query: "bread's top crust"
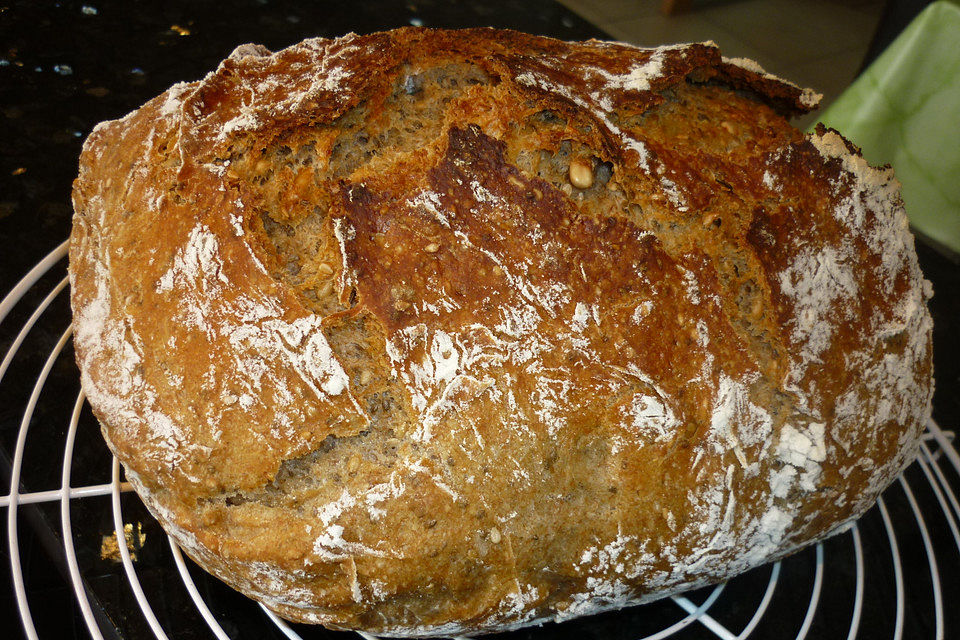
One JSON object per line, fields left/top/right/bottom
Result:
{"left": 69, "top": 28, "right": 932, "bottom": 635}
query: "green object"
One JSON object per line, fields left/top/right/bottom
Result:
{"left": 814, "top": 1, "right": 960, "bottom": 254}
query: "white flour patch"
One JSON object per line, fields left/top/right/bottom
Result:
{"left": 778, "top": 245, "right": 858, "bottom": 360}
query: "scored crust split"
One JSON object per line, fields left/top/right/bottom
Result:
{"left": 69, "top": 28, "right": 933, "bottom": 636}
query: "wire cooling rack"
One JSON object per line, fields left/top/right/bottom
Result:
{"left": 3, "top": 242, "right": 959, "bottom": 640}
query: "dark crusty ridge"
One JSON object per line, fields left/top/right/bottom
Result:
{"left": 69, "top": 28, "right": 932, "bottom": 636}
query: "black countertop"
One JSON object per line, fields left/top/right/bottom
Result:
{"left": 1, "top": 2, "right": 958, "bottom": 639}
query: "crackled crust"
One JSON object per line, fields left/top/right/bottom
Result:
{"left": 70, "top": 28, "right": 933, "bottom": 636}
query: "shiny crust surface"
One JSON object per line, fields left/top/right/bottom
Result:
{"left": 70, "top": 28, "right": 932, "bottom": 635}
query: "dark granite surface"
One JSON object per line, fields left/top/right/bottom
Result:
{"left": 1, "top": 1, "right": 957, "bottom": 639}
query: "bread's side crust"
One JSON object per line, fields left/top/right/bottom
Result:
{"left": 70, "top": 28, "right": 933, "bottom": 635}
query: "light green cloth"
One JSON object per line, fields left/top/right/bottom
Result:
{"left": 814, "top": 1, "right": 960, "bottom": 254}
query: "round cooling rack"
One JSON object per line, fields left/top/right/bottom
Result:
{"left": 2, "top": 242, "right": 959, "bottom": 640}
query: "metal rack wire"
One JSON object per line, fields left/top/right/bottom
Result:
{"left": 3, "top": 242, "right": 959, "bottom": 640}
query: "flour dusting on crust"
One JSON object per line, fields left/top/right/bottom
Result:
{"left": 69, "top": 28, "right": 932, "bottom": 637}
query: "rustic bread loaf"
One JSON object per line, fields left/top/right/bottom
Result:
{"left": 69, "top": 27, "right": 933, "bottom": 636}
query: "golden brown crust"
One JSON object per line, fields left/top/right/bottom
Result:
{"left": 70, "top": 28, "right": 932, "bottom": 636}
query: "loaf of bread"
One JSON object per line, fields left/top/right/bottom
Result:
{"left": 69, "top": 28, "right": 933, "bottom": 636}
